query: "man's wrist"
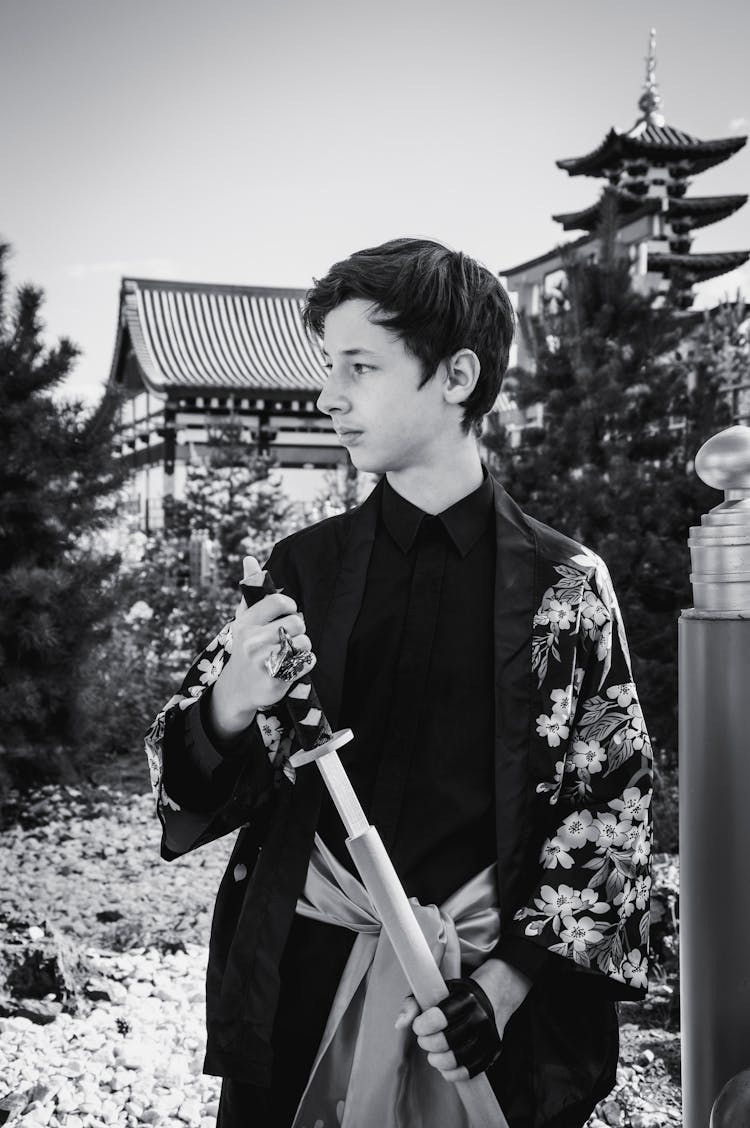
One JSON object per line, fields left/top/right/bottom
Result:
{"left": 207, "top": 684, "right": 257, "bottom": 745}
{"left": 470, "top": 958, "right": 533, "bottom": 1034}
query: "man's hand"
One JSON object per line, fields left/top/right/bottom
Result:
{"left": 209, "top": 569, "right": 315, "bottom": 742}
{"left": 394, "top": 958, "right": 532, "bottom": 1083}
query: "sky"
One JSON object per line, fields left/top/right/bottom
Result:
{"left": 2, "top": 0, "right": 749, "bottom": 405}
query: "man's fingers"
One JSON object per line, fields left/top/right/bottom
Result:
{"left": 416, "top": 1031, "right": 450, "bottom": 1053}
{"left": 412, "top": 1006, "right": 448, "bottom": 1036}
{"left": 238, "top": 592, "right": 299, "bottom": 625}
{"left": 427, "top": 1049, "right": 459, "bottom": 1072}
{"left": 394, "top": 996, "right": 421, "bottom": 1030}
{"left": 238, "top": 615, "right": 307, "bottom": 655}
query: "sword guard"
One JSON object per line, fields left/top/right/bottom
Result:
{"left": 288, "top": 728, "right": 354, "bottom": 768}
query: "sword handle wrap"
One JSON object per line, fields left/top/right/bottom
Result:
{"left": 240, "top": 572, "right": 333, "bottom": 754}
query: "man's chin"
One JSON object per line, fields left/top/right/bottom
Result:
{"left": 346, "top": 447, "right": 383, "bottom": 475}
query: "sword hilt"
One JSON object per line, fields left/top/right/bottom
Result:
{"left": 239, "top": 562, "right": 333, "bottom": 754}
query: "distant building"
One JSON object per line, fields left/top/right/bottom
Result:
{"left": 108, "top": 278, "right": 345, "bottom": 531}
{"left": 500, "top": 30, "right": 748, "bottom": 371}
{"left": 107, "top": 276, "right": 515, "bottom": 531}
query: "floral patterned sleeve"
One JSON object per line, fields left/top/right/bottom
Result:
{"left": 509, "top": 549, "right": 653, "bottom": 997}
{"left": 144, "top": 557, "right": 301, "bottom": 858}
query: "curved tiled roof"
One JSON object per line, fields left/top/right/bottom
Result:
{"left": 668, "top": 194, "right": 748, "bottom": 231}
{"left": 648, "top": 250, "right": 750, "bottom": 284}
{"left": 552, "top": 191, "right": 748, "bottom": 234}
{"left": 110, "top": 278, "right": 326, "bottom": 395}
{"left": 557, "top": 124, "right": 746, "bottom": 178}
{"left": 552, "top": 192, "right": 660, "bottom": 232}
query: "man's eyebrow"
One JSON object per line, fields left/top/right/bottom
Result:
{"left": 319, "top": 347, "right": 380, "bottom": 359}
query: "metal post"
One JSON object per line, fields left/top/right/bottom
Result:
{"left": 679, "top": 425, "right": 750, "bottom": 1128}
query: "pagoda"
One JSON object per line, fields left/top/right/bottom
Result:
{"left": 501, "top": 30, "right": 748, "bottom": 349}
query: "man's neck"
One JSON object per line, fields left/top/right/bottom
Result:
{"left": 386, "top": 443, "right": 485, "bottom": 515}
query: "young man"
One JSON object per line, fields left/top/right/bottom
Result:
{"left": 146, "top": 238, "right": 652, "bottom": 1128}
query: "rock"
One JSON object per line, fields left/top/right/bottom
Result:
{"left": 638, "top": 1048, "right": 656, "bottom": 1065}
{"left": 599, "top": 1100, "right": 624, "bottom": 1127}
{"left": 178, "top": 1098, "right": 201, "bottom": 1123}
{"left": 1, "top": 998, "right": 62, "bottom": 1024}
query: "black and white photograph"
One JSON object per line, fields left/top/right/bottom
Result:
{"left": 1, "top": 1, "right": 749, "bottom": 1126}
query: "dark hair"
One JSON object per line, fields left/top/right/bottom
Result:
{"left": 303, "top": 237, "right": 515, "bottom": 437}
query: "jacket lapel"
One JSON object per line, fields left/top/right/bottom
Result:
{"left": 308, "top": 477, "right": 383, "bottom": 729}
{"left": 490, "top": 474, "right": 538, "bottom": 920}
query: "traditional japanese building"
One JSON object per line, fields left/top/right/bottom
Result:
{"left": 501, "top": 31, "right": 748, "bottom": 368}
{"left": 107, "top": 275, "right": 516, "bottom": 531}
{"left": 107, "top": 278, "right": 343, "bottom": 531}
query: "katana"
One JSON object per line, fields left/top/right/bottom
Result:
{"left": 240, "top": 561, "right": 508, "bottom": 1128}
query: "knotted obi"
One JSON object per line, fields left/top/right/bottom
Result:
{"left": 291, "top": 834, "right": 501, "bottom": 1128}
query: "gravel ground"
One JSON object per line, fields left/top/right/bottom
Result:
{"left": 0, "top": 782, "right": 682, "bottom": 1127}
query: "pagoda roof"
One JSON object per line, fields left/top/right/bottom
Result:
{"left": 669, "top": 194, "right": 748, "bottom": 230}
{"left": 553, "top": 191, "right": 660, "bottom": 232}
{"left": 553, "top": 191, "right": 748, "bottom": 233}
{"left": 108, "top": 278, "right": 326, "bottom": 397}
{"left": 647, "top": 250, "right": 750, "bottom": 284}
{"left": 557, "top": 123, "right": 746, "bottom": 178}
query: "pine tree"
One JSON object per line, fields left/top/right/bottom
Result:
{"left": 0, "top": 242, "right": 126, "bottom": 784}
{"left": 169, "top": 414, "right": 294, "bottom": 588}
{"left": 483, "top": 219, "right": 735, "bottom": 850}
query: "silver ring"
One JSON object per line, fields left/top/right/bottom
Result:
{"left": 264, "top": 626, "right": 313, "bottom": 682}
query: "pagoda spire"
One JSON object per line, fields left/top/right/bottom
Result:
{"left": 637, "top": 28, "right": 665, "bottom": 127}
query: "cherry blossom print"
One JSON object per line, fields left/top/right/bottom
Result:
{"left": 634, "top": 874, "right": 651, "bottom": 910}
{"left": 610, "top": 787, "right": 652, "bottom": 823}
{"left": 621, "top": 948, "right": 649, "bottom": 990}
{"left": 541, "top": 837, "right": 575, "bottom": 870}
{"left": 580, "top": 589, "right": 609, "bottom": 637}
{"left": 536, "top": 712, "right": 570, "bottom": 748}
{"left": 614, "top": 882, "right": 638, "bottom": 919}
{"left": 631, "top": 824, "right": 652, "bottom": 866}
{"left": 591, "top": 811, "right": 632, "bottom": 852}
{"left": 571, "top": 738, "right": 606, "bottom": 774}
{"left": 559, "top": 915, "right": 604, "bottom": 955}
{"left": 558, "top": 810, "right": 599, "bottom": 850}
{"left": 606, "top": 683, "right": 635, "bottom": 708}
{"left": 532, "top": 885, "right": 583, "bottom": 933}
{"left": 548, "top": 599, "right": 576, "bottom": 630}
{"left": 256, "top": 713, "right": 284, "bottom": 756}
{"left": 197, "top": 653, "right": 226, "bottom": 686}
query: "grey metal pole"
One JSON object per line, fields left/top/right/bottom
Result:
{"left": 679, "top": 425, "right": 750, "bottom": 1128}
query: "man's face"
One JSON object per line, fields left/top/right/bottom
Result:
{"left": 317, "top": 298, "right": 453, "bottom": 476}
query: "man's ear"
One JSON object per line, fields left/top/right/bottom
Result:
{"left": 443, "top": 349, "right": 481, "bottom": 405}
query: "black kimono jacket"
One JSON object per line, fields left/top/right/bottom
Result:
{"left": 146, "top": 473, "right": 653, "bottom": 1126}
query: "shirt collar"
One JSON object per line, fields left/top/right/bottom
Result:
{"left": 381, "top": 465, "right": 494, "bottom": 557}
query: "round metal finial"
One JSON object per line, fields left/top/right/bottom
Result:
{"left": 695, "top": 426, "right": 750, "bottom": 493}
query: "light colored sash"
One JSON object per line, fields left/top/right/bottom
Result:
{"left": 291, "top": 834, "right": 501, "bottom": 1128}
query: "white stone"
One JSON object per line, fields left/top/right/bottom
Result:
{"left": 178, "top": 1098, "right": 201, "bottom": 1123}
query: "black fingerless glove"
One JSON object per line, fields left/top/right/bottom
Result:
{"left": 438, "top": 976, "right": 503, "bottom": 1078}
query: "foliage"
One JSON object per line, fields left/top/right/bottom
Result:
{"left": 303, "top": 456, "right": 378, "bottom": 524}
{"left": 483, "top": 213, "right": 739, "bottom": 851}
{"left": 0, "top": 242, "right": 126, "bottom": 786}
{"left": 76, "top": 426, "right": 308, "bottom": 762}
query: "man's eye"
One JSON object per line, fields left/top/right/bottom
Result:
{"left": 352, "top": 363, "right": 373, "bottom": 375}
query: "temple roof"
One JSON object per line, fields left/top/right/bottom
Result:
{"left": 553, "top": 191, "right": 748, "bottom": 233}
{"left": 552, "top": 192, "right": 659, "bottom": 232}
{"left": 557, "top": 125, "right": 746, "bottom": 178}
{"left": 668, "top": 194, "right": 749, "bottom": 230}
{"left": 109, "top": 278, "right": 326, "bottom": 396}
{"left": 647, "top": 250, "right": 750, "bottom": 284}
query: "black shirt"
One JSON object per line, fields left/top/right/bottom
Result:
{"left": 316, "top": 467, "right": 497, "bottom": 905}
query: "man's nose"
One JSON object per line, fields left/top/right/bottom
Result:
{"left": 316, "top": 371, "right": 348, "bottom": 416}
